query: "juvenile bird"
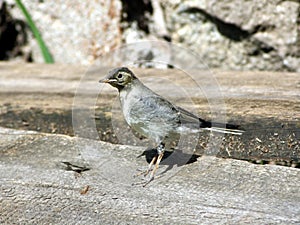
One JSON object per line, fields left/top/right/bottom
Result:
{"left": 99, "top": 67, "right": 243, "bottom": 186}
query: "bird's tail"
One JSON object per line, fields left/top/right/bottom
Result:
{"left": 204, "top": 127, "right": 244, "bottom": 135}
{"left": 200, "top": 119, "right": 244, "bottom": 135}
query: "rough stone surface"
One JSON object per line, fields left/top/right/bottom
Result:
{"left": 3, "top": 0, "right": 300, "bottom": 72}
{"left": 6, "top": 0, "right": 122, "bottom": 64}
{"left": 0, "top": 127, "right": 300, "bottom": 224}
{"left": 162, "top": 0, "right": 300, "bottom": 71}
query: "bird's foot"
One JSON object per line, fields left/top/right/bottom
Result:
{"left": 132, "top": 173, "right": 164, "bottom": 187}
{"left": 131, "top": 174, "right": 155, "bottom": 187}
{"left": 132, "top": 150, "right": 164, "bottom": 187}
{"left": 133, "top": 167, "right": 153, "bottom": 178}
{"left": 133, "top": 154, "right": 157, "bottom": 178}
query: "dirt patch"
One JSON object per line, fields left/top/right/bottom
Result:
{"left": 0, "top": 103, "right": 299, "bottom": 168}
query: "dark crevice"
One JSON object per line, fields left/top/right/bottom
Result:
{"left": 179, "top": 7, "right": 253, "bottom": 42}
{"left": 120, "top": 0, "right": 153, "bottom": 34}
{"left": 0, "top": 2, "right": 30, "bottom": 61}
{"left": 179, "top": 7, "right": 283, "bottom": 62}
{"left": 247, "top": 39, "right": 275, "bottom": 56}
{"left": 179, "top": 7, "right": 276, "bottom": 43}
{"left": 59, "top": 161, "right": 91, "bottom": 173}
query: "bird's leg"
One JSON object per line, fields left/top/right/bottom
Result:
{"left": 142, "top": 143, "right": 165, "bottom": 187}
{"left": 133, "top": 154, "right": 157, "bottom": 177}
{"left": 144, "top": 154, "right": 157, "bottom": 176}
{"left": 132, "top": 143, "right": 165, "bottom": 186}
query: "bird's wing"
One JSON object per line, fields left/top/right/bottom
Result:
{"left": 177, "top": 106, "right": 210, "bottom": 128}
{"left": 128, "top": 95, "right": 180, "bottom": 125}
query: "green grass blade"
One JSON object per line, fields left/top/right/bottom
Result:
{"left": 15, "top": 0, "right": 54, "bottom": 63}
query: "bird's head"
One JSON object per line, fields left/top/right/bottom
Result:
{"left": 99, "top": 67, "right": 137, "bottom": 90}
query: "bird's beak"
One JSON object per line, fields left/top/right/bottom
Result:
{"left": 99, "top": 77, "right": 118, "bottom": 83}
{"left": 99, "top": 78, "right": 110, "bottom": 83}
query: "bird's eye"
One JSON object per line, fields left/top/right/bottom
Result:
{"left": 117, "top": 73, "right": 123, "bottom": 79}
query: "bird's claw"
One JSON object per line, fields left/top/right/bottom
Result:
{"left": 131, "top": 175, "right": 154, "bottom": 187}
{"left": 132, "top": 152, "right": 164, "bottom": 186}
{"left": 133, "top": 167, "right": 153, "bottom": 178}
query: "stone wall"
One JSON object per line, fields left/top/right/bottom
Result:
{"left": 161, "top": 0, "right": 300, "bottom": 71}
{"left": 2, "top": 0, "right": 300, "bottom": 71}
{"left": 4, "top": 0, "right": 122, "bottom": 64}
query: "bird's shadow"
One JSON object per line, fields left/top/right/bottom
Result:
{"left": 137, "top": 148, "right": 200, "bottom": 176}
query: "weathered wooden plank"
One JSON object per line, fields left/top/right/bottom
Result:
{"left": 0, "top": 128, "right": 299, "bottom": 224}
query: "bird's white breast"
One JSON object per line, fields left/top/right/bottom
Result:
{"left": 119, "top": 82, "right": 142, "bottom": 126}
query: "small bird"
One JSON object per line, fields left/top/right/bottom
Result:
{"left": 99, "top": 67, "right": 243, "bottom": 186}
